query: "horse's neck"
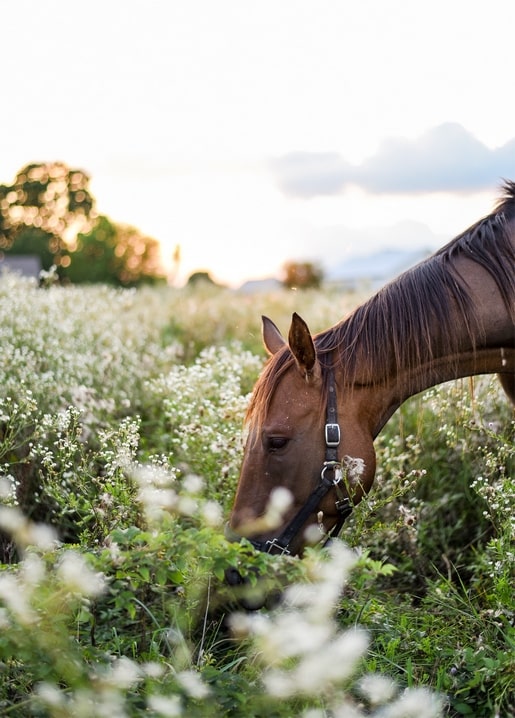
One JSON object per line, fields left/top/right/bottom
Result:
{"left": 369, "top": 345, "right": 514, "bottom": 437}
{"left": 362, "top": 255, "right": 514, "bottom": 437}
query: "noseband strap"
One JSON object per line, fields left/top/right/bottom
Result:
{"left": 249, "top": 366, "right": 352, "bottom": 555}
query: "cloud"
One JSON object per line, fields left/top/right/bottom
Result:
{"left": 271, "top": 123, "right": 515, "bottom": 197}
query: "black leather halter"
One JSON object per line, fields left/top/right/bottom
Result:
{"left": 248, "top": 367, "right": 353, "bottom": 555}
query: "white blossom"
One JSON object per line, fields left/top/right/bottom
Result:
{"left": 147, "top": 694, "right": 183, "bottom": 717}
{"left": 57, "top": 551, "right": 106, "bottom": 597}
{"left": 358, "top": 674, "right": 397, "bottom": 705}
{"left": 176, "top": 670, "right": 210, "bottom": 699}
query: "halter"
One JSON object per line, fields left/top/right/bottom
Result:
{"left": 247, "top": 367, "right": 353, "bottom": 555}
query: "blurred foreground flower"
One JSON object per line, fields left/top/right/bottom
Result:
{"left": 57, "top": 550, "right": 106, "bottom": 597}
{"left": 0, "top": 506, "right": 58, "bottom": 552}
{"left": 229, "top": 540, "right": 445, "bottom": 716}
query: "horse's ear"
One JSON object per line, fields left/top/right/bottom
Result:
{"left": 262, "top": 316, "right": 286, "bottom": 355}
{"left": 288, "top": 312, "right": 320, "bottom": 381}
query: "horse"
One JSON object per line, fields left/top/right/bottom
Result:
{"left": 226, "top": 180, "right": 515, "bottom": 559}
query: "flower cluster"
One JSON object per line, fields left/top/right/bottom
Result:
{"left": 231, "top": 541, "right": 444, "bottom": 716}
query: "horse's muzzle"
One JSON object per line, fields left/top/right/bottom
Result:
{"left": 223, "top": 522, "right": 280, "bottom": 610}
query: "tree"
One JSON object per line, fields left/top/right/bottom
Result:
{"left": 0, "top": 162, "right": 94, "bottom": 269}
{"left": 282, "top": 260, "right": 323, "bottom": 289}
{"left": 1, "top": 162, "right": 166, "bottom": 285}
{"left": 186, "top": 271, "right": 219, "bottom": 287}
{"left": 1, "top": 225, "right": 58, "bottom": 271}
{"left": 62, "top": 215, "right": 165, "bottom": 286}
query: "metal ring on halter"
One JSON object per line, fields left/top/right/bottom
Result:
{"left": 321, "top": 461, "right": 342, "bottom": 483}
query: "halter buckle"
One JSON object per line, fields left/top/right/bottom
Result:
{"left": 325, "top": 422, "right": 340, "bottom": 447}
{"left": 335, "top": 497, "right": 353, "bottom": 517}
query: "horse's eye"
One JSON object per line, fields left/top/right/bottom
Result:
{"left": 267, "top": 436, "right": 289, "bottom": 452}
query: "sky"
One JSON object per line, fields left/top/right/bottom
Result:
{"left": 3, "top": 0, "right": 515, "bottom": 287}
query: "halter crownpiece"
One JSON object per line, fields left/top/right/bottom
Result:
{"left": 248, "top": 366, "right": 353, "bottom": 555}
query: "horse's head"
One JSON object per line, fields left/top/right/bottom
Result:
{"left": 227, "top": 312, "right": 377, "bottom": 558}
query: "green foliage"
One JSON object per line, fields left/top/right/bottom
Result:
{"left": 338, "top": 380, "right": 514, "bottom": 716}
{"left": 282, "top": 259, "right": 324, "bottom": 289}
{"left": 0, "top": 162, "right": 94, "bottom": 263}
{"left": 0, "top": 163, "right": 165, "bottom": 286}
{"left": 2, "top": 225, "right": 58, "bottom": 271}
{"left": 63, "top": 215, "right": 166, "bottom": 287}
{"left": 0, "top": 273, "right": 513, "bottom": 717}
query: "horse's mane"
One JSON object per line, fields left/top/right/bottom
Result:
{"left": 247, "top": 180, "right": 515, "bottom": 424}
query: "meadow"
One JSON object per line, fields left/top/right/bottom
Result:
{"left": 0, "top": 271, "right": 513, "bottom": 717}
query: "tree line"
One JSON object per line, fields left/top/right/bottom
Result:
{"left": 0, "top": 162, "right": 166, "bottom": 286}
{"left": 0, "top": 161, "right": 323, "bottom": 289}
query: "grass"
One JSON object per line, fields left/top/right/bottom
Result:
{"left": 0, "top": 272, "right": 513, "bottom": 717}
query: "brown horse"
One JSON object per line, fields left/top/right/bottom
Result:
{"left": 227, "top": 181, "right": 515, "bottom": 558}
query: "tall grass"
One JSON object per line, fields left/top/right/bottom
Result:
{"left": 0, "top": 272, "right": 512, "bottom": 717}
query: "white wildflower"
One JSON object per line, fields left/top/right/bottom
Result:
{"left": 27, "top": 522, "right": 59, "bottom": 551}
{"left": 20, "top": 553, "right": 46, "bottom": 588}
{"left": 358, "top": 673, "right": 397, "bottom": 706}
{"left": 378, "top": 687, "right": 445, "bottom": 718}
{"left": 293, "top": 628, "right": 369, "bottom": 693}
{"left": 57, "top": 551, "right": 105, "bottom": 597}
{"left": 228, "top": 611, "right": 257, "bottom": 638}
{"left": 35, "top": 682, "right": 65, "bottom": 708}
{"left": 303, "top": 710, "right": 327, "bottom": 718}
{"left": 232, "top": 610, "right": 271, "bottom": 639}
{"left": 343, "top": 455, "right": 365, "bottom": 481}
{"left": 133, "top": 463, "right": 175, "bottom": 489}
{"left": 182, "top": 474, "right": 204, "bottom": 494}
{"left": 263, "top": 486, "right": 293, "bottom": 528}
{"left": 106, "top": 656, "right": 142, "bottom": 688}
{"left": 138, "top": 486, "right": 178, "bottom": 514}
{"left": 142, "top": 661, "right": 166, "bottom": 679}
{"left": 283, "top": 579, "right": 341, "bottom": 620}
{"left": 311, "top": 540, "right": 358, "bottom": 584}
{"left": 176, "top": 495, "right": 198, "bottom": 516}
{"left": 263, "top": 670, "right": 297, "bottom": 698}
{"left": 0, "top": 506, "right": 58, "bottom": 551}
{"left": 147, "top": 694, "right": 183, "bottom": 717}
{"left": 0, "top": 573, "right": 36, "bottom": 624}
{"left": 0, "top": 476, "right": 15, "bottom": 500}
{"left": 176, "top": 670, "right": 210, "bottom": 699}
{"left": 286, "top": 541, "right": 357, "bottom": 618}
{"left": 201, "top": 500, "right": 223, "bottom": 527}
{"left": 0, "top": 506, "right": 25, "bottom": 535}
{"left": 333, "top": 700, "right": 366, "bottom": 718}
{"left": 56, "top": 409, "right": 72, "bottom": 433}
{"left": 66, "top": 686, "right": 128, "bottom": 718}
{"left": 269, "top": 486, "right": 293, "bottom": 514}
{"left": 304, "top": 519, "right": 323, "bottom": 544}
{"left": 258, "top": 611, "right": 333, "bottom": 661}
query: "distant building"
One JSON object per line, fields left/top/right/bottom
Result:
{"left": 326, "top": 247, "right": 431, "bottom": 291}
{"left": 0, "top": 254, "right": 42, "bottom": 279}
{"left": 237, "top": 277, "right": 283, "bottom": 294}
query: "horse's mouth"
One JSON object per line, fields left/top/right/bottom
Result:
{"left": 224, "top": 566, "right": 280, "bottom": 611}
{"left": 224, "top": 523, "right": 283, "bottom": 610}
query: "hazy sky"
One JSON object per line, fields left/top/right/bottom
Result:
{"left": 3, "top": 0, "right": 515, "bottom": 285}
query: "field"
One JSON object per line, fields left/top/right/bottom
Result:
{"left": 0, "top": 272, "right": 513, "bottom": 717}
